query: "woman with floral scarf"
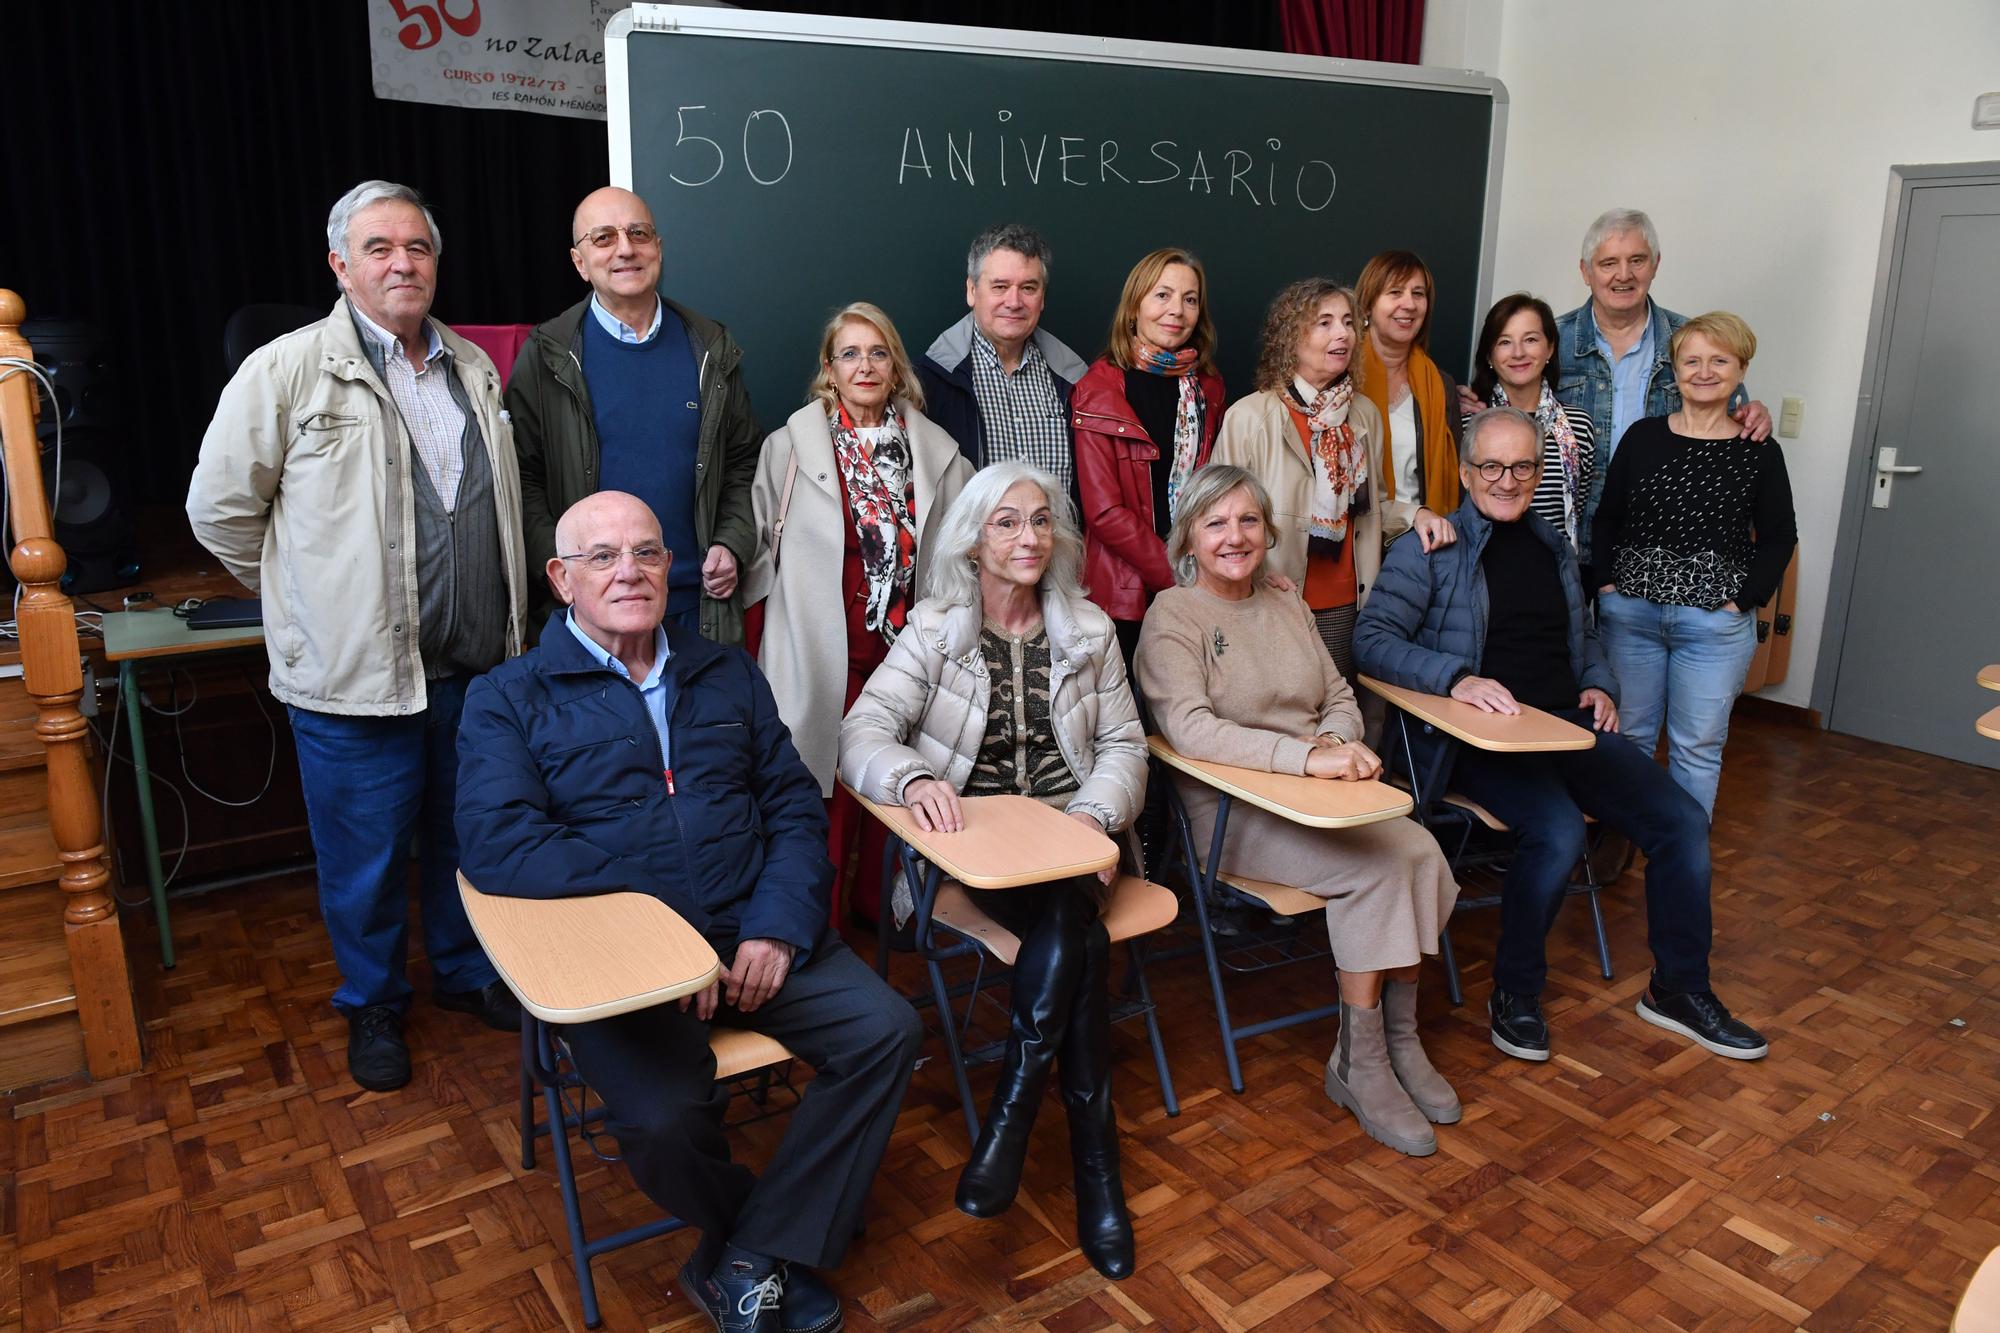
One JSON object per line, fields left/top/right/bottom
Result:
{"left": 1214, "top": 278, "right": 1427, "bottom": 679}
{"left": 1072, "top": 247, "right": 1227, "bottom": 666}
{"left": 744, "top": 301, "right": 971, "bottom": 922}
{"left": 1466, "top": 293, "right": 1597, "bottom": 561}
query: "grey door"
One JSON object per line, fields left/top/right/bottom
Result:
{"left": 1824, "top": 176, "right": 2000, "bottom": 768}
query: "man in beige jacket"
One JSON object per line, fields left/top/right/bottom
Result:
{"left": 186, "top": 180, "right": 527, "bottom": 1093}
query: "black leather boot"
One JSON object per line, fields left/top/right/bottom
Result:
{"left": 955, "top": 893, "right": 1088, "bottom": 1217}
{"left": 1058, "top": 916, "right": 1135, "bottom": 1280}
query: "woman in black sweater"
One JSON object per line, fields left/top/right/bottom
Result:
{"left": 1592, "top": 311, "right": 1796, "bottom": 819}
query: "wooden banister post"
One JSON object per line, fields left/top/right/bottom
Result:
{"left": 0, "top": 289, "right": 143, "bottom": 1078}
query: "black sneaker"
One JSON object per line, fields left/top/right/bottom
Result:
{"left": 1637, "top": 988, "right": 1769, "bottom": 1060}
{"left": 435, "top": 980, "right": 523, "bottom": 1032}
{"left": 347, "top": 1005, "right": 411, "bottom": 1091}
{"left": 679, "top": 1252, "right": 783, "bottom": 1333}
{"left": 1489, "top": 989, "right": 1551, "bottom": 1062}
{"left": 777, "top": 1262, "right": 844, "bottom": 1333}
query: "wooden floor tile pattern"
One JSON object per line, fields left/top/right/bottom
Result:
{"left": 5, "top": 716, "right": 1999, "bottom": 1330}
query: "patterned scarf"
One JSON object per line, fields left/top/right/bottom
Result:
{"left": 1133, "top": 337, "right": 1205, "bottom": 521}
{"left": 1290, "top": 375, "right": 1369, "bottom": 543}
{"left": 1493, "top": 380, "right": 1584, "bottom": 547}
{"left": 828, "top": 401, "right": 916, "bottom": 642}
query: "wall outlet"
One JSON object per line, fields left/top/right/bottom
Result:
{"left": 1778, "top": 396, "right": 1805, "bottom": 438}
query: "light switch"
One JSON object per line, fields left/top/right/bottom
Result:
{"left": 1778, "top": 396, "right": 1804, "bottom": 438}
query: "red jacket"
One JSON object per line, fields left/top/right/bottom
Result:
{"left": 1072, "top": 358, "right": 1226, "bottom": 622}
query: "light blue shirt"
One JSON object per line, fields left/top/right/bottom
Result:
{"left": 1592, "top": 304, "right": 1655, "bottom": 462}
{"left": 588, "top": 292, "right": 663, "bottom": 345}
{"left": 564, "top": 612, "right": 672, "bottom": 766}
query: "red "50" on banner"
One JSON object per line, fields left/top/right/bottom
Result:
{"left": 391, "top": 0, "right": 481, "bottom": 50}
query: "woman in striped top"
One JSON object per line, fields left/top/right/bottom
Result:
{"left": 1466, "top": 294, "right": 1596, "bottom": 558}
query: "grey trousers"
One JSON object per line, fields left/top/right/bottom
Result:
{"left": 559, "top": 931, "right": 923, "bottom": 1269}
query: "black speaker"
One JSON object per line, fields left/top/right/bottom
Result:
{"left": 20, "top": 319, "right": 139, "bottom": 594}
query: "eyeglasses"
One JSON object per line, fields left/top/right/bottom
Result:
{"left": 557, "top": 544, "right": 669, "bottom": 572}
{"left": 1470, "top": 460, "right": 1541, "bottom": 482}
{"left": 573, "top": 223, "right": 660, "bottom": 250}
{"left": 986, "top": 514, "right": 1054, "bottom": 538}
{"left": 831, "top": 347, "right": 892, "bottom": 366}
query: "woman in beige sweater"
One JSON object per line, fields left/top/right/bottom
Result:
{"left": 1134, "top": 464, "right": 1460, "bottom": 1158}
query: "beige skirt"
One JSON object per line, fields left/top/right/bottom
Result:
{"left": 1180, "top": 779, "right": 1457, "bottom": 974}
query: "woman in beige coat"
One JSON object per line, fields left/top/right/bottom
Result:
{"left": 838, "top": 461, "right": 1147, "bottom": 1281}
{"left": 1135, "top": 464, "right": 1460, "bottom": 1160}
{"left": 744, "top": 301, "right": 972, "bottom": 922}
{"left": 1213, "top": 279, "right": 1454, "bottom": 679}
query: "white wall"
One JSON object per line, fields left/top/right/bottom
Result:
{"left": 1427, "top": 0, "right": 2000, "bottom": 708}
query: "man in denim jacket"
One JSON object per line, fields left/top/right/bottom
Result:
{"left": 1550, "top": 208, "right": 1771, "bottom": 570}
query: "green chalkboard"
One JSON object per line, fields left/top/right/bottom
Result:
{"left": 610, "top": 8, "right": 1504, "bottom": 431}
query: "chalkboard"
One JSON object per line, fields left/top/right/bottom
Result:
{"left": 608, "top": 7, "right": 1506, "bottom": 432}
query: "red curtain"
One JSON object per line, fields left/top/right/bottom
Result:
{"left": 1279, "top": 0, "right": 1426, "bottom": 62}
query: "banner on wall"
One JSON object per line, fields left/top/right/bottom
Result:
{"left": 366, "top": 0, "right": 623, "bottom": 121}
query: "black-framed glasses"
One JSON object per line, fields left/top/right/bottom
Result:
{"left": 557, "top": 544, "right": 669, "bottom": 572}
{"left": 573, "top": 223, "right": 660, "bottom": 250}
{"left": 1470, "top": 460, "right": 1541, "bottom": 482}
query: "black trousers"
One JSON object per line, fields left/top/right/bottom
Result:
{"left": 1448, "top": 714, "right": 1713, "bottom": 997}
{"left": 559, "top": 930, "right": 923, "bottom": 1270}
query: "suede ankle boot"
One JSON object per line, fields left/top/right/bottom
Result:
{"left": 1381, "top": 980, "right": 1461, "bottom": 1124}
{"left": 955, "top": 898, "right": 1088, "bottom": 1217}
{"left": 1324, "top": 1000, "right": 1437, "bottom": 1157}
{"left": 1059, "top": 919, "right": 1134, "bottom": 1280}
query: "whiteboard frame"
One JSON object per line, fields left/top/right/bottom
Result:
{"left": 607, "top": 4, "right": 1510, "bottom": 351}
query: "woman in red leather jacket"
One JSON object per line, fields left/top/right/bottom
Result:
{"left": 1072, "top": 247, "right": 1227, "bottom": 662}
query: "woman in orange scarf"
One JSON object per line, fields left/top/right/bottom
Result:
{"left": 1355, "top": 251, "right": 1462, "bottom": 554}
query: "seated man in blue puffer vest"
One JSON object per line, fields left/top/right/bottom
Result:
{"left": 456, "top": 490, "right": 921, "bottom": 1333}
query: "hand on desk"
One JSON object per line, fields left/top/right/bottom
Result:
{"left": 1066, "top": 809, "right": 1116, "bottom": 885}
{"left": 1580, "top": 687, "right": 1619, "bottom": 732}
{"left": 903, "top": 777, "right": 964, "bottom": 833}
{"left": 1305, "top": 740, "right": 1382, "bottom": 782}
{"left": 1451, "top": 674, "right": 1520, "bottom": 715}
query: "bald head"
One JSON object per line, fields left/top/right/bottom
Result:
{"left": 569, "top": 187, "right": 663, "bottom": 311}
{"left": 555, "top": 490, "right": 661, "bottom": 557}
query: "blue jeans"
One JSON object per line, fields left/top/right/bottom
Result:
{"left": 1449, "top": 716, "right": 1713, "bottom": 997}
{"left": 287, "top": 674, "right": 496, "bottom": 1013}
{"left": 1595, "top": 589, "right": 1756, "bottom": 818}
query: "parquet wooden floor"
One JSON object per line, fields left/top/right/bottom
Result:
{"left": 6, "top": 716, "right": 1998, "bottom": 1331}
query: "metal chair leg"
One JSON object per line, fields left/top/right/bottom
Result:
{"left": 543, "top": 1069, "right": 603, "bottom": 1328}
{"left": 1126, "top": 938, "right": 1179, "bottom": 1116}
{"left": 1186, "top": 792, "right": 1248, "bottom": 1093}
{"left": 519, "top": 1021, "right": 538, "bottom": 1170}
{"left": 1440, "top": 926, "right": 1464, "bottom": 1006}
{"left": 1588, "top": 889, "right": 1613, "bottom": 980}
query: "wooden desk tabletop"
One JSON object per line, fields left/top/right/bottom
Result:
{"left": 1358, "top": 676, "right": 1596, "bottom": 752}
{"left": 842, "top": 789, "right": 1117, "bottom": 889}
{"left": 1979, "top": 705, "right": 2000, "bottom": 742}
{"left": 456, "top": 875, "right": 721, "bottom": 1024}
{"left": 1146, "top": 737, "right": 1413, "bottom": 828}
{"left": 100, "top": 608, "right": 264, "bottom": 663}
{"left": 1980, "top": 664, "right": 2000, "bottom": 693}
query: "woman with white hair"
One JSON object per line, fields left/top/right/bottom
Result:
{"left": 1135, "top": 463, "right": 1460, "bottom": 1158}
{"left": 838, "top": 461, "right": 1147, "bottom": 1280}
{"left": 745, "top": 301, "right": 972, "bottom": 922}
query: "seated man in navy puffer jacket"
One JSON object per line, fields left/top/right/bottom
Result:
{"left": 457, "top": 490, "right": 921, "bottom": 1333}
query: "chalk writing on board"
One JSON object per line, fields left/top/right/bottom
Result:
{"left": 665, "top": 105, "right": 795, "bottom": 187}
{"left": 897, "top": 118, "right": 1336, "bottom": 211}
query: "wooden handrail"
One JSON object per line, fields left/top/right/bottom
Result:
{"left": 0, "top": 289, "right": 142, "bottom": 1077}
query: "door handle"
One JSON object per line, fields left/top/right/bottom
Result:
{"left": 1870, "top": 445, "right": 1924, "bottom": 509}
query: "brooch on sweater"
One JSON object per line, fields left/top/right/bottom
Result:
{"left": 1211, "top": 628, "right": 1228, "bottom": 657}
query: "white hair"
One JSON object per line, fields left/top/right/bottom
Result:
{"left": 327, "top": 180, "right": 442, "bottom": 257}
{"left": 1462, "top": 405, "right": 1540, "bottom": 464}
{"left": 1579, "top": 207, "right": 1659, "bottom": 265}
{"left": 922, "top": 461, "right": 1086, "bottom": 607}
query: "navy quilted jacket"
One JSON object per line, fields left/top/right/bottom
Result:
{"left": 455, "top": 611, "right": 831, "bottom": 962}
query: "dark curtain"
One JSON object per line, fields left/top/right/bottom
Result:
{"left": 1278, "top": 0, "right": 1425, "bottom": 62}
{"left": 2, "top": 3, "right": 1283, "bottom": 503}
